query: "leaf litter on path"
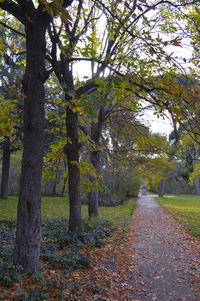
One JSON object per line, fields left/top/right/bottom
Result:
{"left": 78, "top": 195, "right": 200, "bottom": 300}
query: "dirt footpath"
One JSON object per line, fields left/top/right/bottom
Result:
{"left": 120, "top": 195, "right": 200, "bottom": 301}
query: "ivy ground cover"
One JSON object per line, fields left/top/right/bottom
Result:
{"left": 157, "top": 194, "right": 200, "bottom": 238}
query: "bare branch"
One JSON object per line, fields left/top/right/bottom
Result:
{"left": 71, "top": 0, "right": 83, "bottom": 37}
{"left": 0, "top": 0, "right": 25, "bottom": 24}
{"left": 76, "top": 81, "right": 98, "bottom": 97}
{"left": 0, "top": 21, "right": 25, "bottom": 38}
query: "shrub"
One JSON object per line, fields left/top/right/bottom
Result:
{"left": 98, "top": 167, "right": 141, "bottom": 206}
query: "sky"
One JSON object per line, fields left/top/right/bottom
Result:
{"left": 141, "top": 110, "right": 173, "bottom": 136}
{"left": 72, "top": 3, "right": 194, "bottom": 138}
{"left": 74, "top": 61, "right": 177, "bottom": 137}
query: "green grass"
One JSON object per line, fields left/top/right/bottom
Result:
{"left": 0, "top": 196, "right": 136, "bottom": 224}
{"left": 0, "top": 196, "right": 18, "bottom": 220}
{"left": 157, "top": 194, "right": 200, "bottom": 237}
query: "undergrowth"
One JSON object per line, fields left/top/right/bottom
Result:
{"left": 0, "top": 198, "right": 136, "bottom": 299}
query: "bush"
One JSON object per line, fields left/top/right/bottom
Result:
{"left": 98, "top": 167, "right": 141, "bottom": 206}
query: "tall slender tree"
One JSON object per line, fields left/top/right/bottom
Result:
{"left": 46, "top": 0, "right": 190, "bottom": 229}
{"left": 0, "top": 22, "right": 25, "bottom": 199}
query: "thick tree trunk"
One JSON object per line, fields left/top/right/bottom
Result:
{"left": 13, "top": 20, "right": 48, "bottom": 272}
{"left": 0, "top": 137, "right": 11, "bottom": 199}
{"left": 65, "top": 104, "right": 81, "bottom": 232}
{"left": 88, "top": 150, "right": 100, "bottom": 218}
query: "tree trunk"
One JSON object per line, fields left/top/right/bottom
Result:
{"left": 88, "top": 150, "right": 100, "bottom": 218}
{"left": 88, "top": 114, "right": 104, "bottom": 218}
{"left": 0, "top": 137, "right": 11, "bottom": 199}
{"left": 194, "top": 176, "right": 200, "bottom": 195}
{"left": 193, "top": 149, "right": 200, "bottom": 195}
{"left": 61, "top": 161, "right": 68, "bottom": 196}
{"left": 13, "top": 19, "right": 48, "bottom": 272}
{"left": 158, "top": 157, "right": 174, "bottom": 198}
{"left": 158, "top": 176, "right": 168, "bottom": 198}
{"left": 65, "top": 104, "right": 81, "bottom": 232}
{"left": 53, "top": 61, "right": 82, "bottom": 231}
{"left": 61, "top": 176, "right": 67, "bottom": 196}
{"left": 158, "top": 118, "right": 180, "bottom": 198}
{"left": 52, "top": 160, "right": 60, "bottom": 195}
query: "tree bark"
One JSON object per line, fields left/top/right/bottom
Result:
{"left": 65, "top": 104, "right": 81, "bottom": 232}
{"left": 61, "top": 176, "right": 67, "bottom": 196}
{"left": 61, "top": 161, "right": 68, "bottom": 196}
{"left": 0, "top": 137, "right": 11, "bottom": 199}
{"left": 52, "top": 59, "right": 82, "bottom": 231}
{"left": 13, "top": 18, "right": 48, "bottom": 272}
{"left": 88, "top": 150, "right": 100, "bottom": 218}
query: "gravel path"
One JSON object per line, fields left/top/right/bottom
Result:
{"left": 121, "top": 195, "right": 200, "bottom": 301}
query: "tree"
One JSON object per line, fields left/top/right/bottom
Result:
{"left": 158, "top": 115, "right": 180, "bottom": 197}
{"left": 0, "top": 21, "right": 24, "bottom": 199}
{"left": 0, "top": 0, "right": 71, "bottom": 272}
{"left": 46, "top": 0, "right": 194, "bottom": 229}
{"left": 79, "top": 76, "right": 140, "bottom": 217}
{"left": 181, "top": 133, "right": 200, "bottom": 195}
{"left": 0, "top": 96, "right": 22, "bottom": 199}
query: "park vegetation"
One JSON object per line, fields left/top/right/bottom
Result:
{"left": 0, "top": 0, "right": 200, "bottom": 298}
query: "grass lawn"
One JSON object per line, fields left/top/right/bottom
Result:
{"left": 157, "top": 194, "right": 200, "bottom": 237}
{"left": 0, "top": 195, "right": 136, "bottom": 226}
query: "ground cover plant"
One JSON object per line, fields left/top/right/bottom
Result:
{"left": 0, "top": 197, "right": 136, "bottom": 300}
{"left": 157, "top": 194, "right": 200, "bottom": 237}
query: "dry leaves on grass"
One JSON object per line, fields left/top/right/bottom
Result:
{"left": 0, "top": 217, "right": 137, "bottom": 301}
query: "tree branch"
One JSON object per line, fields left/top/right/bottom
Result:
{"left": 16, "top": 0, "right": 35, "bottom": 16}
{"left": 0, "top": 0, "right": 25, "bottom": 24}
{"left": 71, "top": 0, "right": 83, "bottom": 37}
{"left": 76, "top": 81, "right": 98, "bottom": 97}
{"left": 0, "top": 21, "right": 26, "bottom": 38}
